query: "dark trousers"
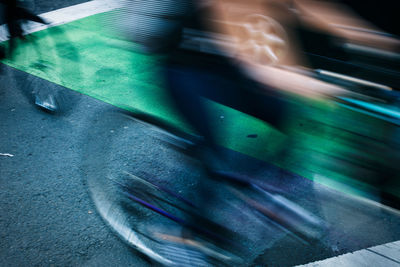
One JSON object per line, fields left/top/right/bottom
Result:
{"left": 165, "top": 59, "right": 288, "bottom": 148}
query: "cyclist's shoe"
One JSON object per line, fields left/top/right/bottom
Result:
{"left": 191, "top": 145, "right": 249, "bottom": 186}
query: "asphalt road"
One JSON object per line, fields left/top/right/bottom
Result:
{"left": 0, "top": 64, "right": 151, "bottom": 266}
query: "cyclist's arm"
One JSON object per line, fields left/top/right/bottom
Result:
{"left": 204, "top": 0, "right": 350, "bottom": 99}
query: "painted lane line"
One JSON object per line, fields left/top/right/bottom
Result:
{"left": 0, "top": 153, "right": 14, "bottom": 157}
{"left": 0, "top": 0, "right": 121, "bottom": 42}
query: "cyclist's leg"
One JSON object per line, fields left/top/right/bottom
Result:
{"left": 165, "top": 64, "right": 243, "bottom": 251}
{"left": 164, "top": 59, "right": 289, "bottom": 242}
{"left": 165, "top": 60, "right": 288, "bottom": 150}
{"left": 206, "top": 60, "right": 288, "bottom": 133}
{"left": 165, "top": 65, "right": 218, "bottom": 150}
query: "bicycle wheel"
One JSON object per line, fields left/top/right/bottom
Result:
{"left": 81, "top": 107, "right": 302, "bottom": 266}
{"left": 81, "top": 108, "right": 206, "bottom": 264}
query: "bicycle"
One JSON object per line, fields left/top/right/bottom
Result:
{"left": 80, "top": 2, "right": 400, "bottom": 264}
{"left": 81, "top": 104, "right": 331, "bottom": 266}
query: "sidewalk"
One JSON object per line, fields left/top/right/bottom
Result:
{"left": 298, "top": 240, "right": 400, "bottom": 267}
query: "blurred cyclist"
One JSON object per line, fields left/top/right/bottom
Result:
{"left": 156, "top": 0, "right": 296, "bottom": 258}
{"left": 121, "top": 0, "right": 362, "bottom": 262}
{"left": 163, "top": 1, "right": 291, "bottom": 173}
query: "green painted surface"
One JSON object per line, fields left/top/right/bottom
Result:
{"left": 2, "top": 12, "right": 399, "bottom": 198}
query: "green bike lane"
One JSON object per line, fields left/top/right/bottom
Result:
{"left": 2, "top": 11, "right": 399, "bottom": 201}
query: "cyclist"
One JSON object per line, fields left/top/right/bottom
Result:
{"left": 122, "top": 0, "right": 346, "bottom": 263}
{"left": 164, "top": 1, "right": 290, "bottom": 172}
{"left": 149, "top": 0, "right": 295, "bottom": 262}
{"left": 161, "top": 0, "right": 350, "bottom": 171}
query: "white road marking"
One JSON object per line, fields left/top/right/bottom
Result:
{"left": 0, "top": 0, "right": 121, "bottom": 42}
{"left": 297, "top": 240, "right": 400, "bottom": 267}
{"left": 0, "top": 153, "right": 14, "bottom": 157}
